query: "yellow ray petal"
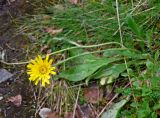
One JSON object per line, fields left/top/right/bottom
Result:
{"left": 45, "top": 54, "right": 49, "bottom": 62}
{"left": 27, "top": 54, "right": 56, "bottom": 87}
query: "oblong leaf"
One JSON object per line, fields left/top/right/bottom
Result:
{"left": 103, "top": 48, "right": 148, "bottom": 59}
{"left": 126, "top": 14, "right": 144, "bottom": 38}
{"left": 94, "top": 63, "right": 126, "bottom": 79}
{"left": 59, "top": 58, "right": 121, "bottom": 82}
{"left": 101, "top": 99, "right": 128, "bottom": 118}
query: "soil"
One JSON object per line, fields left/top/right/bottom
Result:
{"left": 0, "top": 0, "right": 35, "bottom": 117}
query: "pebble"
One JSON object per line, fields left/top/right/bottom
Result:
{"left": 0, "top": 96, "right": 3, "bottom": 100}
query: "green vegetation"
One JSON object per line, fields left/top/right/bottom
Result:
{"left": 15, "top": 0, "right": 160, "bottom": 117}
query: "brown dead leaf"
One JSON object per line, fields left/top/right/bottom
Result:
{"left": 64, "top": 112, "right": 74, "bottom": 118}
{"left": 84, "top": 86, "right": 103, "bottom": 104}
{"left": 40, "top": 45, "right": 52, "bottom": 54}
{"left": 7, "top": 94, "right": 22, "bottom": 107}
{"left": 157, "top": 110, "right": 160, "bottom": 117}
{"left": 47, "top": 112, "right": 58, "bottom": 118}
{"left": 40, "top": 45, "right": 49, "bottom": 52}
{"left": 45, "top": 28, "right": 63, "bottom": 35}
{"left": 43, "top": 15, "right": 51, "bottom": 20}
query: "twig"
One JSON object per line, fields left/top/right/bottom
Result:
{"left": 96, "top": 93, "right": 119, "bottom": 118}
{"left": 0, "top": 42, "right": 121, "bottom": 66}
{"left": 68, "top": 83, "right": 86, "bottom": 89}
{"left": 115, "top": 0, "right": 137, "bottom": 110}
{"left": 35, "top": 97, "right": 48, "bottom": 117}
{"left": 96, "top": 83, "right": 130, "bottom": 118}
{"left": 72, "top": 85, "right": 81, "bottom": 118}
{"left": 116, "top": 0, "right": 123, "bottom": 46}
{"left": 0, "top": 60, "right": 30, "bottom": 65}
{"left": 7, "top": 0, "right": 10, "bottom": 5}
{"left": 48, "top": 42, "right": 122, "bottom": 56}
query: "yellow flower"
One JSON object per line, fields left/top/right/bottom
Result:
{"left": 27, "top": 55, "right": 56, "bottom": 87}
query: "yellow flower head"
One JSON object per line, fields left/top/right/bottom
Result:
{"left": 27, "top": 55, "right": 56, "bottom": 87}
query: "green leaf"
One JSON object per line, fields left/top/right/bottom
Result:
{"left": 85, "top": 61, "right": 134, "bottom": 84}
{"left": 94, "top": 63, "right": 126, "bottom": 79}
{"left": 151, "top": 76, "right": 160, "bottom": 87}
{"left": 142, "top": 88, "right": 152, "bottom": 96}
{"left": 103, "top": 48, "right": 148, "bottom": 59}
{"left": 151, "top": 112, "right": 157, "bottom": 118}
{"left": 59, "top": 58, "right": 120, "bottom": 82}
{"left": 153, "top": 104, "right": 160, "bottom": 110}
{"left": 68, "top": 48, "right": 99, "bottom": 65}
{"left": 126, "top": 14, "right": 143, "bottom": 38}
{"left": 138, "top": 101, "right": 151, "bottom": 118}
{"left": 154, "top": 50, "right": 159, "bottom": 61}
{"left": 130, "top": 102, "right": 140, "bottom": 108}
{"left": 146, "top": 60, "right": 154, "bottom": 70}
{"left": 101, "top": 99, "right": 128, "bottom": 118}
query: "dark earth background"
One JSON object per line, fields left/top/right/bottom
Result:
{"left": 0, "top": 0, "right": 35, "bottom": 117}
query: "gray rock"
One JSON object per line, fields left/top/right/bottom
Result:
{"left": 0, "top": 96, "right": 3, "bottom": 100}
{"left": 0, "top": 69, "right": 13, "bottom": 83}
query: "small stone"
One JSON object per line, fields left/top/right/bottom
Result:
{"left": 0, "top": 50, "right": 6, "bottom": 60}
{"left": 0, "top": 69, "right": 13, "bottom": 83}
{"left": 0, "top": 96, "right": 3, "bottom": 100}
{"left": 39, "top": 108, "right": 52, "bottom": 118}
